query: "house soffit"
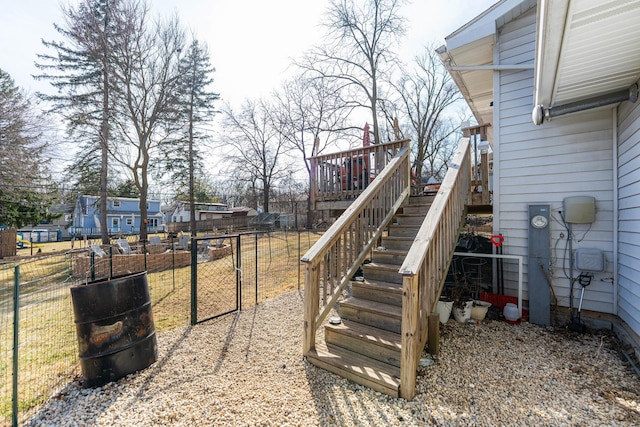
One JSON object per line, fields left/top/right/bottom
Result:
{"left": 535, "top": 0, "right": 640, "bottom": 108}
{"left": 439, "top": 36, "right": 495, "bottom": 127}
{"left": 438, "top": 0, "right": 536, "bottom": 129}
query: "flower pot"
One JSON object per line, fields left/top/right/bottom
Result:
{"left": 452, "top": 300, "right": 473, "bottom": 323}
{"left": 436, "top": 300, "right": 454, "bottom": 324}
{"left": 471, "top": 300, "right": 491, "bottom": 321}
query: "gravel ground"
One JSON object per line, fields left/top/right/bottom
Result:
{"left": 25, "top": 290, "right": 640, "bottom": 426}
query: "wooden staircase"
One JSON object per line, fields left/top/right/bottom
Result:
{"left": 305, "top": 195, "right": 433, "bottom": 397}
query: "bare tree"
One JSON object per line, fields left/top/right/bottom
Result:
{"left": 108, "top": 6, "right": 185, "bottom": 241}
{"left": 381, "top": 46, "right": 462, "bottom": 181}
{"left": 220, "top": 100, "right": 288, "bottom": 213}
{"left": 272, "top": 75, "right": 349, "bottom": 227}
{"left": 210, "top": 176, "right": 252, "bottom": 209}
{"left": 297, "top": 0, "right": 406, "bottom": 145}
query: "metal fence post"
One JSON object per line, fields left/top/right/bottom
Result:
{"left": 12, "top": 265, "right": 20, "bottom": 427}
{"left": 237, "top": 235, "right": 242, "bottom": 311}
{"left": 255, "top": 233, "right": 258, "bottom": 305}
{"left": 90, "top": 251, "right": 95, "bottom": 282}
{"left": 298, "top": 230, "right": 301, "bottom": 290}
{"left": 109, "top": 246, "right": 113, "bottom": 279}
{"left": 171, "top": 234, "right": 175, "bottom": 292}
{"left": 190, "top": 238, "right": 197, "bottom": 325}
{"left": 143, "top": 240, "right": 147, "bottom": 272}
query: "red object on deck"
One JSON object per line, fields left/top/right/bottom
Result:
{"left": 341, "top": 156, "right": 370, "bottom": 191}
{"left": 341, "top": 124, "right": 373, "bottom": 191}
{"left": 480, "top": 292, "right": 529, "bottom": 321}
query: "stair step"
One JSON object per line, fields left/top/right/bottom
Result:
{"left": 371, "top": 248, "right": 407, "bottom": 266}
{"left": 381, "top": 236, "right": 415, "bottom": 251}
{"left": 306, "top": 341, "right": 400, "bottom": 397}
{"left": 410, "top": 194, "right": 435, "bottom": 204}
{"left": 393, "top": 214, "right": 426, "bottom": 226}
{"left": 388, "top": 224, "right": 420, "bottom": 237}
{"left": 351, "top": 278, "right": 403, "bottom": 306}
{"left": 325, "top": 320, "right": 402, "bottom": 367}
{"left": 339, "top": 296, "right": 402, "bottom": 333}
{"left": 401, "top": 204, "right": 432, "bottom": 215}
{"left": 363, "top": 262, "right": 403, "bottom": 284}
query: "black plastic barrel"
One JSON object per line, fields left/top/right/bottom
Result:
{"left": 70, "top": 272, "right": 157, "bottom": 387}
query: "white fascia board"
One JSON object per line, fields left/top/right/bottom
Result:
{"left": 444, "top": 0, "right": 522, "bottom": 51}
{"left": 534, "top": 0, "right": 570, "bottom": 108}
{"left": 445, "top": 21, "right": 497, "bottom": 51}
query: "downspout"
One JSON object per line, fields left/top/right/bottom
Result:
{"left": 491, "top": 26, "right": 502, "bottom": 295}
{"left": 612, "top": 108, "right": 619, "bottom": 315}
{"left": 492, "top": 25, "right": 501, "bottom": 250}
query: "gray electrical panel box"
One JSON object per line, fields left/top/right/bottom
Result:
{"left": 563, "top": 196, "right": 596, "bottom": 223}
{"left": 575, "top": 248, "right": 605, "bottom": 272}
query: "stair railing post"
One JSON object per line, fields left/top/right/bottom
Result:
{"left": 303, "top": 260, "right": 320, "bottom": 356}
{"left": 400, "top": 274, "right": 419, "bottom": 399}
{"left": 309, "top": 157, "right": 317, "bottom": 212}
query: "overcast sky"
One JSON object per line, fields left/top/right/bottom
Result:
{"left": 2, "top": 0, "right": 497, "bottom": 106}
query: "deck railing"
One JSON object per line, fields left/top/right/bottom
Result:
{"left": 310, "top": 140, "right": 410, "bottom": 204}
{"left": 398, "top": 138, "right": 471, "bottom": 398}
{"left": 302, "top": 143, "right": 411, "bottom": 355}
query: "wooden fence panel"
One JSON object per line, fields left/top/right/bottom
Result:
{"left": 0, "top": 229, "right": 17, "bottom": 258}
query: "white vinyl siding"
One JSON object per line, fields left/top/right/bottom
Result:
{"left": 616, "top": 92, "right": 640, "bottom": 336}
{"left": 494, "top": 9, "right": 615, "bottom": 314}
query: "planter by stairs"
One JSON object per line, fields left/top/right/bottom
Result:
{"left": 305, "top": 195, "right": 433, "bottom": 398}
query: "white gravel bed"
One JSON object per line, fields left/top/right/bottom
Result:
{"left": 25, "top": 290, "right": 640, "bottom": 426}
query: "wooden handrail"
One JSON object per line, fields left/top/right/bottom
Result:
{"left": 302, "top": 143, "right": 411, "bottom": 356}
{"left": 398, "top": 138, "right": 472, "bottom": 399}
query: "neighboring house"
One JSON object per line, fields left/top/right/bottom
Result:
{"left": 170, "top": 201, "right": 232, "bottom": 223}
{"left": 438, "top": 0, "right": 640, "bottom": 345}
{"left": 70, "top": 195, "right": 165, "bottom": 236}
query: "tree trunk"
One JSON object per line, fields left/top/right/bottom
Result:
{"left": 263, "top": 179, "right": 270, "bottom": 213}
{"left": 139, "top": 143, "right": 149, "bottom": 243}
{"left": 100, "top": 66, "right": 110, "bottom": 244}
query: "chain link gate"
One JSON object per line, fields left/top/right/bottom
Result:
{"left": 190, "top": 234, "right": 241, "bottom": 324}
{"left": 190, "top": 230, "right": 316, "bottom": 324}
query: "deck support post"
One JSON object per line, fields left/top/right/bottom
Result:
{"left": 427, "top": 313, "right": 440, "bottom": 355}
{"left": 400, "top": 275, "right": 418, "bottom": 399}
{"left": 303, "top": 262, "right": 320, "bottom": 356}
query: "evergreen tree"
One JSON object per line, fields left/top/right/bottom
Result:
{"left": 113, "top": 179, "right": 141, "bottom": 198}
{"left": 157, "top": 38, "right": 219, "bottom": 235}
{"left": 0, "top": 69, "right": 54, "bottom": 228}
{"left": 36, "top": 0, "right": 119, "bottom": 243}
